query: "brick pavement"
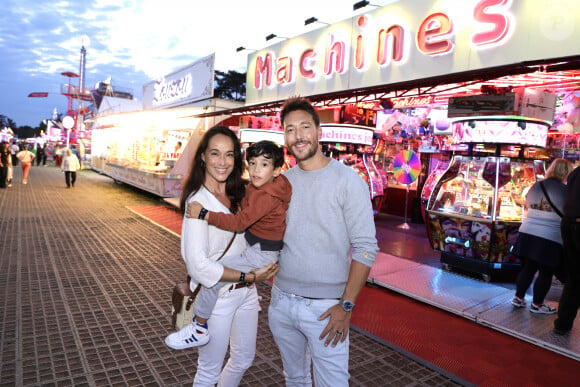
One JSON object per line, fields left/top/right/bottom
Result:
{"left": 0, "top": 165, "right": 464, "bottom": 386}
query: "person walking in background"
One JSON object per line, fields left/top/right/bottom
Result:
{"left": 35, "top": 143, "right": 44, "bottom": 166}
{"left": 10, "top": 140, "right": 19, "bottom": 166}
{"left": 165, "top": 126, "right": 277, "bottom": 386}
{"left": 4, "top": 142, "right": 13, "bottom": 187}
{"left": 16, "top": 144, "right": 35, "bottom": 184}
{"left": 269, "top": 97, "right": 378, "bottom": 386}
{"left": 54, "top": 145, "right": 63, "bottom": 167}
{"left": 61, "top": 149, "right": 80, "bottom": 188}
{"left": 511, "top": 158, "right": 574, "bottom": 314}
{"left": 0, "top": 142, "right": 9, "bottom": 188}
{"left": 554, "top": 164, "right": 580, "bottom": 335}
{"left": 41, "top": 143, "right": 48, "bottom": 166}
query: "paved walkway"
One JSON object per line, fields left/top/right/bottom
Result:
{"left": 0, "top": 165, "right": 464, "bottom": 386}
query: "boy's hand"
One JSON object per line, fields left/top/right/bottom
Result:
{"left": 186, "top": 201, "right": 203, "bottom": 218}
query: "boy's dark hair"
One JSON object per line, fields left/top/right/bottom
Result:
{"left": 246, "top": 140, "right": 284, "bottom": 169}
{"left": 280, "top": 97, "right": 320, "bottom": 128}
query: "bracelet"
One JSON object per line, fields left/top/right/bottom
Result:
{"left": 249, "top": 271, "right": 256, "bottom": 283}
{"left": 198, "top": 208, "right": 208, "bottom": 220}
{"left": 239, "top": 272, "right": 246, "bottom": 282}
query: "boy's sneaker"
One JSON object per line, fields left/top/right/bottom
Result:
{"left": 511, "top": 296, "right": 526, "bottom": 308}
{"left": 530, "top": 303, "right": 556, "bottom": 314}
{"left": 165, "top": 321, "right": 209, "bottom": 350}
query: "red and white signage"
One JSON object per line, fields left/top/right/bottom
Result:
{"left": 246, "top": 0, "right": 579, "bottom": 104}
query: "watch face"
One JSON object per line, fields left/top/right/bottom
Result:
{"left": 341, "top": 300, "right": 355, "bottom": 312}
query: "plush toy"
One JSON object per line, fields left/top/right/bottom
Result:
{"left": 558, "top": 93, "right": 580, "bottom": 133}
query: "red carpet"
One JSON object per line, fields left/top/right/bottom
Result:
{"left": 130, "top": 205, "right": 579, "bottom": 386}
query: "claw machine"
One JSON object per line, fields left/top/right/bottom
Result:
{"left": 319, "top": 123, "right": 386, "bottom": 216}
{"left": 425, "top": 117, "right": 550, "bottom": 281}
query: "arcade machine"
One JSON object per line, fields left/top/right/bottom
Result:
{"left": 424, "top": 116, "right": 550, "bottom": 281}
{"left": 319, "top": 123, "right": 386, "bottom": 216}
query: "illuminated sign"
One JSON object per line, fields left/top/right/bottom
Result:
{"left": 392, "top": 96, "right": 434, "bottom": 109}
{"left": 451, "top": 119, "right": 549, "bottom": 147}
{"left": 246, "top": 0, "right": 579, "bottom": 104}
{"left": 143, "top": 54, "right": 214, "bottom": 109}
{"left": 320, "top": 124, "right": 374, "bottom": 145}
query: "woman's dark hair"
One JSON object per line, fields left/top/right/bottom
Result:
{"left": 180, "top": 126, "right": 245, "bottom": 213}
{"left": 246, "top": 140, "right": 285, "bottom": 168}
{"left": 280, "top": 97, "right": 320, "bottom": 128}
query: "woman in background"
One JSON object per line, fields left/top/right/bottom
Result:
{"left": 16, "top": 144, "right": 35, "bottom": 184}
{"left": 511, "top": 158, "right": 574, "bottom": 314}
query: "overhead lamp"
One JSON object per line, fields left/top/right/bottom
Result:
{"left": 353, "top": 1, "right": 379, "bottom": 11}
{"left": 304, "top": 17, "right": 329, "bottom": 26}
{"left": 265, "top": 33, "right": 288, "bottom": 41}
{"left": 236, "top": 46, "right": 256, "bottom": 52}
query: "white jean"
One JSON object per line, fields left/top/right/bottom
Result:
{"left": 268, "top": 285, "right": 349, "bottom": 387}
{"left": 193, "top": 284, "right": 259, "bottom": 387}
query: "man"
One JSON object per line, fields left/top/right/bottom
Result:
{"left": 554, "top": 165, "right": 580, "bottom": 335}
{"left": 269, "top": 97, "right": 378, "bottom": 386}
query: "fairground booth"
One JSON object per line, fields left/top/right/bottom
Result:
{"left": 194, "top": 0, "right": 580, "bottom": 223}
{"left": 89, "top": 55, "right": 242, "bottom": 197}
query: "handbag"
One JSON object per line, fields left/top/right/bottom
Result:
{"left": 539, "top": 180, "right": 563, "bottom": 217}
{"left": 171, "top": 233, "right": 237, "bottom": 330}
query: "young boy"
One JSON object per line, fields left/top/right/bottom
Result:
{"left": 165, "top": 140, "right": 291, "bottom": 350}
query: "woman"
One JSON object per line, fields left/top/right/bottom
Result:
{"left": 16, "top": 144, "right": 35, "bottom": 184}
{"left": 511, "top": 158, "right": 574, "bottom": 314}
{"left": 62, "top": 149, "right": 81, "bottom": 188}
{"left": 165, "top": 126, "right": 277, "bottom": 386}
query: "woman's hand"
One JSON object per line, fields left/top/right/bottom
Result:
{"left": 186, "top": 201, "right": 203, "bottom": 218}
{"left": 252, "top": 262, "right": 279, "bottom": 282}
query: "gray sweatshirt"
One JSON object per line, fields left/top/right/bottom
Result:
{"left": 274, "top": 158, "right": 378, "bottom": 299}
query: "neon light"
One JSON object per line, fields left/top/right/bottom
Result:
{"left": 254, "top": 53, "right": 273, "bottom": 89}
{"left": 324, "top": 34, "right": 346, "bottom": 76}
{"left": 355, "top": 16, "right": 368, "bottom": 69}
{"left": 472, "top": 0, "right": 514, "bottom": 47}
{"left": 378, "top": 25, "right": 405, "bottom": 65}
{"left": 300, "top": 49, "right": 317, "bottom": 79}
{"left": 416, "top": 13, "right": 454, "bottom": 55}
{"left": 276, "top": 56, "right": 293, "bottom": 84}
{"left": 250, "top": 0, "right": 517, "bottom": 91}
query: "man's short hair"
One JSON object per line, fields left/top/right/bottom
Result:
{"left": 247, "top": 140, "right": 285, "bottom": 168}
{"left": 280, "top": 97, "right": 320, "bottom": 128}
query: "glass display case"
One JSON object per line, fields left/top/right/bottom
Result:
{"left": 424, "top": 117, "right": 551, "bottom": 281}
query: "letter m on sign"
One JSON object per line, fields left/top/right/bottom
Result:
{"left": 254, "top": 53, "right": 273, "bottom": 90}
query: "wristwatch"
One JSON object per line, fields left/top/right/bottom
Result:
{"left": 198, "top": 208, "right": 208, "bottom": 220}
{"left": 340, "top": 299, "right": 355, "bottom": 312}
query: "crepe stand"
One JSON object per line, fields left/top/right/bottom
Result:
{"left": 393, "top": 150, "right": 421, "bottom": 229}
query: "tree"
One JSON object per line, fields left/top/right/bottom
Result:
{"left": 214, "top": 70, "right": 246, "bottom": 101}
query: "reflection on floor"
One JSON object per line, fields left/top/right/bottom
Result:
{"left": 368, "top": 251, "right": 579, "bottom": 361}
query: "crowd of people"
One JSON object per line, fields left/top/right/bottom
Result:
{"left": 0, "top": 140, "right": 82, "bottom": 188}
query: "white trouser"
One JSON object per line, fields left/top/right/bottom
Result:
{"left": 193, "top": 284, "right": 259, "bottom": 387}
{"left": 268, "top": 285, "right": 349, "bottom": 387}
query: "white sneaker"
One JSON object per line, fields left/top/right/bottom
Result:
{"left": 23, "top": 180, "right": 27, "bottom": 184}
{"left": 530, "top": 303, "right": 556, "bottom": 314}
{"left": 165, "top": 321, "right": 209, "bottom": 350}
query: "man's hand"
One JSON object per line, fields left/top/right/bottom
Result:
{"left": 318, "top": 304, "right": 351, "bottom": 347}
{"left": 186, "top": 201, "right": 203, "bottom": 218}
